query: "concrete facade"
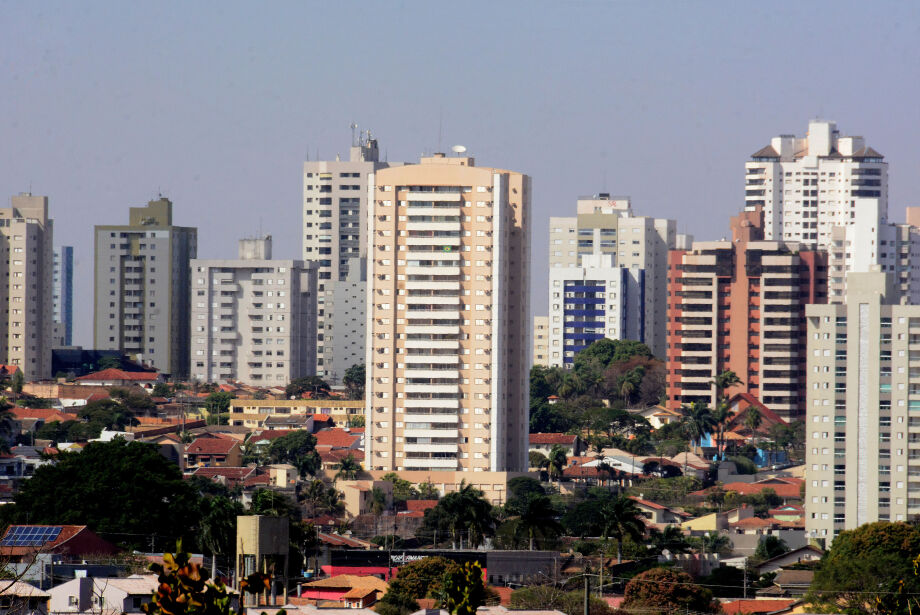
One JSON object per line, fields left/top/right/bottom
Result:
{"left": 94, "top": 198, "right": 197, "bottom": 377}
{"left": 548, "top": 195, "right": 681, "bottom": 357}
{"left": 0, "top": 194, "right": 54, "bottom": 381}
{"left": 532, "top": 316, "right": 549, "bottom": 367}
{"left": 326, "top": 257, "right": 367, "bottom": 384}
{"left": 190, "top": 236, "right": 318, "bottom": 385}
{"left": 52, "top": 246, "right": 73, "bottom": 347}
{"left": 666, "top": 206, "right": 828, "bottom": 421}
{"left": 805, "top": 271, "right": 920, "bottom": 543}
{"left": 365, "top": 153, "right": 530, "bottom": 473}
{"left": 303, "top": 132, "right": 402, "bottom": 376}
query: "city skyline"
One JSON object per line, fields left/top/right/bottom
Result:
{"left": 4, "top": 2, "right": 920, "bottom": 346}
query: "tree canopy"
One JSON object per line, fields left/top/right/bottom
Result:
{"left": 622, "top": 567, "right": 721, "bottom": 613}
{"left": 807, "top": 521, "right": 920, "bottom": 614}
{"left": 0, "top": 439, "right": 200, "bottom": 550}
{"left": 267, "top": 430, "right": 320, "bottom": 477}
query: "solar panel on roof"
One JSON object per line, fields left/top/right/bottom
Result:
{"left": 0, "top": 526, "right": 62, "bottom": 547}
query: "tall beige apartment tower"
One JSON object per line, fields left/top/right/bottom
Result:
{"left": 365, "top": 153, "right": 530, "bottom": 479}
{"left": 94, "top": 198, "right": 197, "bottom": 377}
{"left": 805, "top": 271, "right": 920, "bottom": 543}
{"left": 0, "top": 194, "right": 54, "bottom": 380}
{"left": 303, "top": 131, "right": 402, "bottom": 377}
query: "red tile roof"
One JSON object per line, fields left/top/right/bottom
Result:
{"left": 249, "top": 429, "right": 299, "bottom": 442}
{"left": 629, "top": 496, "right": 668, "bottom": 511}
{"left": 721, "top": 599, "right": 795, "bottom": 615}
{"left": 731, "top": 517, "right": 773, "bottom": 529}
{"left": 694, "top": 478, "right": 804, "bottom": 499}
{"left": 320, "top": 449, "right": 365, "bottom": 464}
{"left": 77, "top": 368, "right": 159, "bottom": 382}
{"left": 312, "top": 414, "right": 334, "bottom": 424}
{"left": 405, "top": 500, "right": 438, "bottom": 512}
{"left": 529, "top": 433, "right": 577, "bottom": 445}
{"left": 314, "top": 428, "right": 359, "bottom": 449}
{"left": 186, "top": 437, "right": 238, "bottom": 455}
{"left": 11, "top": 408, "right": 79, "bottom": 422}
{"left": 190, "top": 466, "right": 256, "bottom": 482}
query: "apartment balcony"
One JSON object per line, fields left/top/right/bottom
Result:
{"left": 406, "top": 235, "right": 461, "bottom": 246}
{"left": 407, "top": 206, "right": 461, "bottom": 217}
{"left": 406, "top": 222, "right": 461, "bottom": 232}
{"left": 400, "top": 457, "right": 458, "bottom": 469}
{"left": 404, "top": 443, "right": 459, "bottom": 454}
{"left": 405, "top": 266, "right": 461, "bottom": 276}
{"left": 404, "top": 428, "right": 460, "bottom": 439}
{"left": 405, "top": 339, "right": 460, "bottom": 350}
{"left": 404, "top": 384, "right": 461, "bottom": 394}
{"left": 403, "top": 398, "right": 460, "bottom": 409}
{"left": 405, "top": 325, "right": 460, "bottom": 335}
{"left": 405, "top": 355, "right": 460, "bottom": 365}
{"left": 406, "top": 295, "right": 461, "bottom": 306}
{"left": 406, "top": 192, "right": 463, "bottom": 202}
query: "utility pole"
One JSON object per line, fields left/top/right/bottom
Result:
{"left": 743, "top": 559, "right": 748, "bottom": 599}
{"left": 583, "top": 574, "right": 589, "bottom": 615}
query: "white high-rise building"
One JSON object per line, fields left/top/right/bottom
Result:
{"left": 365, "top": 152, "right": 530, "bottom": 493}
{"left": 805, "top": 271, "right": 920, "bottom": 543}
{"left": 189, "top": 236, "right": 319, "bottom": 385}
{"left": 745, "top": 120, "right": 887, "bottom": 249}
{"left": 548, "top": 194, "right": 684, "bottom": 357}
{"left": 548, "top": 254, "right": 641, "bottom": 368}
{"left": 302, "top": 130, "right": 402, "bottom": 376}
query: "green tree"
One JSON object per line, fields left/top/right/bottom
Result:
{"left": 563, "top": 493, "right": 645, "bottom": 563}
{"left": 152, "top": 382, "right": 172, "bottom": 397}
{"left": 10, "top": 371, "right": 24, "bottom": 395}
{"left": 333, "top": 453, "right": 362, "bottom": 481}
{"left": 683, "top": 400, "right": 717, "bottom": 448}
{"left": 370, "top": 486, "right": 387, "bottom": 535}
{"left": 529, "top": 450, "right": 549, "bottom": 471}
{"left": 753, "top": 535, "right": 788, "bottom": 562}
{"left": 249, "top": 489, "right": 297, "bottom": 519}
{"left": 0, "top": 439, "right": 200, "bottom": 550}
{"left": 502, "top": 494, "right": 562, "bottom": 550}
{"left": 342, "top": 364, "right": 366, "bottom": 400}
{"left": 285, "top": 376, "right": 330, "bottom": 399}
{"left": 382, "top": 472, "right": 419, "bottom": 505}
{"left": 198, "top": 495, "right": 244, "bottom": 578}
{"left": 744, "top": 406, "right": 763, "bottom": 433}
{"left": 418, "top": 483, "right": 495, "bottom": 548}
{"left": 646, "top": 525, "right": 692, "bottom": 556}
{"left": 378, "top": 556, "right": 461, "bottom": 615}
{"left": 79, "top": 398, "right": 137, "bottom": 431}
{"left": 622, "top": 567, "right": 721, "bottom": 613}
{"left": 206, "top": 391, "right": 234, "bottom": 421}
{"left": 807, "top": 521, "right": 920, "bottom": 615}
{"left": 438, "top": 561, "right": 489, "bottom": 615}
{"left": 303, "top": 479, "right": 329, "bottom": 518}
{"left": 267, "top": 430, "right": 320, "bottom": 477}
{"left": 96, "top": 355, "right": 123, "bottom": 370}
{"left": 511, "top": 585, "right": 615, "bottom": 615}
{"left": 109, "top": 387, "right": 156, "bottom": 412}
{"left": 547, "top": 445, "right": 567, "bottom": 482}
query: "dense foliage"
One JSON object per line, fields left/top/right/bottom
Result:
{"left": 510, "top": 585, "right": 618, "bottom": 615}
{"left": 622, "top": 567, "right": 721, "bottom": 613}
{"left": 807, "top": 522, "right": 920, "bottom": 614}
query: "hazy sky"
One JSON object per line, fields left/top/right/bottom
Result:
{"left": 3, "top": 1, "right": 920, "bottom": 347}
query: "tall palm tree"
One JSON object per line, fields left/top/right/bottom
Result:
{"left": 515, "top": 495, "right": 563, "bottom": 550}
{"left": 683, "top": 401, "right": 717, "bottom": 450}
{"left": 547, "top": 445, "right": 568, "bottom": 483}
{"left": 599, "top": 495, "right": 646, "bottom": 564}
{"left": 710, "top": 402, "right": 732, "bottom": 460}
{"left": 619, "top": 379, "right": 636, "bottom": 406}
{"left": 324, "top": 486, "right": 345, "bottom": 515}
{"left": 304, "top": 479, "right": 327, "bottom": 517}
{"left": 712, "top": 370, "right": 742, "bottom": 403}
{"left": 334, "top": 454, "right": 362, "bottom": 482}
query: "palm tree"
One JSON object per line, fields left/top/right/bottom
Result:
{"left": 710, "top": 370, "right": 742, "bottom": 458}
{"left": 710, "top": 402, "right": 732, "bottom": 460}
{"left": 514, "top": 495, "right": 563, "bottom": 550}
{"left": 303, "top": 479, "right": 327, "bottom": 517}
{"left": 744, "top": 406, "right": 763, "bottom": 434}
{"left": 547, "top": 445, "right": 568, "bottom": 483}
{"left": 712, "top": 370, "right": 742, "bottom": 401}
{"left": 619, "top": 379, "right": 636, "bottom": 406}
{"left": 598, "top": 495, "right": 646, "bottom": 564}
{"left": 324, "top": 486, "right": 345, "bottom": 516}
{"left": 683, "top": 401, "right": 717, "bottom": 450}
{"left": 647, "top": 525, "right": 692, "bottom": 556}
{"left": 334, "top": 454, "right": 362, "bottom": 482}
{"left": 438, "top": 481, "right": 495, "bottom": 549}
{"left": 699, "top": 532, "right": 733, "bottom": 555}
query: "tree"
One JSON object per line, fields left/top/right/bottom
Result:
{"left": 249, "top": 489, "right": 297, "bottom": 519}
{"left": 511, "top": 585, "right": 615, "bottom": 615}
{"left": 683, "top": 401, "right": 717, "bottom": 449}
{"left": 697, "top": 532, "right": 733, "bottom": 556}
{"left": 369, "top": 486, "right": 387, "bottom": 535}
{"left": 562, "top": 493, "right": 645, "bottom": 563}
{"left": 502, "top": 495, "right": 563, "bottom": 550}
{"left": 383, "top": 472, "right": 419, "bottom": 505}
{"left": 807, "top": 521, "right": 920, "bottom": 614}
{"left": 333, "top": 454, "right": 362, "bottom": 481}
{"left": 646, "top": 525, "right": 692, "bottom": 556}
{"left": 622, "top": 567, "right": 721, "bottom": 613}
{"left": 206, "top": 391, "right": 233, "bottom": 421}
{"left": 267, "top": 430, "right": 320, "bottom": 477}
{"left": 744, "top": 406, "right": 763, "bottom": 434}
{"left": 152, "top": 382, "right": 172, "bottom": 398}
{"left": 286, "top": 376, "right": 330, "bottom": 399}
{"left": 529, "top": 450, "right": 549, "bottom": 471}
{"left": 378, "top": 556, "right": 461, "bottom": 615}
{"left": 78, "top": 398, "right": 137, "bottom": 432}
{"left": 438, "top": 561, "right": 490, "bottom": 615}
{"left": 753, "top": 535, "right": 788, "bottom": 562}
{"left": 417, "top": 482, "right": 496, "bottom": 549}
{"left": 96, "top": 356, "right": 123, "bottom": 370}
{"left": 0, "top": 439, "right": 200, "bottom": 550}
{"left": 547, "top": 445, "right": 567, "bottom": 482}
{"left": 343, "top": 364, "right": 366, "bottom": 400}
{"left": 142, "top": 544, "right": 270, "bottom": 615}
{"left": 303, "top": 479, "right": 329, "bottom": 518}
{"left": 198, "top": 495, "right": 244, "bottom": 578}
{"left": 10, "top": 371, "right": 24, "bottom": 395}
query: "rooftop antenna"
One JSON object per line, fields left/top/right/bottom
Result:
{"left": 438, "top": 107, "right": 443, "bottom": 152}
{"left": 351, "top": 122, "right": 358, "bottom": 147}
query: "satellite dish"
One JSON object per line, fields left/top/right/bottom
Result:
{"left": 451, "top": 145, "right": 467, "bottom": 154}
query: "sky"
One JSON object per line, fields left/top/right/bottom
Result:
{"left": 3, "top": 1, "right": 920, "bottom": 347}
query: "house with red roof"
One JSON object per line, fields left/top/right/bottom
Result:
{"left": 76, "top": 368, "right": 163, "bottom": 390}
{"left": 721, "top": 599, "right": 796, "bottom": 615}
{"left": 0, "top": 525, "right": 118, "bottom": 564}
{"left": 184, "top": 436, "right": 241, "bottom": 470}
{"left": 692, "top": 477, "right": 804, "bottom": 502}
{"left": 189, "top": 466, "right": 258, "bottom": 487}
{"left": 314, "top": 428, "right": 361, "bottom": 450}
{"left": 528, "top": 433, "right": 584, "bottom": 457}
{"left": 10, "top": 407, "right": 79, "bottom": 434}
{"left": 628, "top": 496, "right": 692, "bottom": 527}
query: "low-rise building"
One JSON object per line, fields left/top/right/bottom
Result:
{"left": 528, "top": 433, "right": 583, "bottom": 458}
{"left": 74, "top": 368, "right": 162, "bottom": 390}
{"left": 229, "top": 399, "right": 363, "bottom": 429}
{"left": 48, "top": 575, "right": 158, "bottom": 615}
{"left": 0, "top": 580, "right": 49, "bottom": 615}
{"left": 184, "top": 436, "right": 242, "bottom": 470}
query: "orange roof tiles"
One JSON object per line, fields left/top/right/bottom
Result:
{"left": 529, "top": 433, "right": 577, "bottom": 445}
{"left": 313, "top": 428, "right": 359, "bottom": 449}
{"left": 721, "top": 599, "right": 795, "bottom": 615}
{"left": 77, "top": 368, "right": 160, "bottom": 381}
{"left": 186, "top": 437, "right": 238, "bottom": 455}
